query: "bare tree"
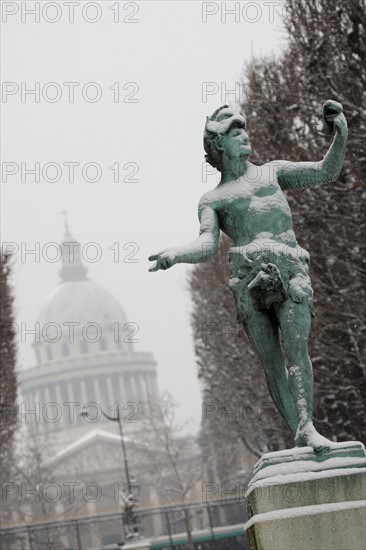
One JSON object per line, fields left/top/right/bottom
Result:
{"left": 4, "top": 423, "right": 59, "bottom": 526}
{"left": 0, "top": 253, "right": 18, "bottom": 521}
{"left": 138, "top": 393, "right": 204, "bottom": 549}
{"left": 140, "top": 393, "right": 203, "bottom": 504}
{"left": 4, "top": 422, "right": 85, "bottom": 530}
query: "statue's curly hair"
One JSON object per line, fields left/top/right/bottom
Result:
{"left": 204, "top": 134, "right": 224, "bottom": 171}
{"left": 203, "top": 105, "right": 228, "bottom": 172}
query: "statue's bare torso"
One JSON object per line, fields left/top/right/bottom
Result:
{"left": 200, "top": 163, "right": 297, "bottom": 249}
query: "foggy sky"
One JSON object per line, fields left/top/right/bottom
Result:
{"left": 2, "top": 0, "right": 287, "bottom": 426}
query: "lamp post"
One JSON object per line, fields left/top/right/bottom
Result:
{"left": 81, "top": 405, "right": 140, "bottom": 540}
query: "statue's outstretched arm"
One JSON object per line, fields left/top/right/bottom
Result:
{"left": 149, "top": 205, "right": 219, "bottom": 272}
{"left": 275, "top": 100, "right": 348, "bottom": 191}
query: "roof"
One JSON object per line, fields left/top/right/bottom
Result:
{"left": 46, "top": 429, "right": 132, "bottom": 465}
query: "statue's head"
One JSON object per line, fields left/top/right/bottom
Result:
{"left": 204, "top": 105, "right": 251, "bottom": 171}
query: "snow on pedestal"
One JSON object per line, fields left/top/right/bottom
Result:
{"left": 244, "top": 441, "right": 366, "bottom": 550}
{"left": 123, "top": 539, "right": 151, "bottom": 550}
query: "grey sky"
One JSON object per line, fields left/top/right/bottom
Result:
{"left": 2, "top": 1, "right": 287, "bottom": 427}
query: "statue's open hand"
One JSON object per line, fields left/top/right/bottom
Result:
{"left": 148, "top": 250, "right": 177, "bottom": 272}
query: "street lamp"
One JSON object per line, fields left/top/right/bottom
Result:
{"left": 81, "top": 405, "right": 140, "bottom": 540}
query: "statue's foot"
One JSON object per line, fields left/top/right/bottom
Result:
{"left": 295, "top": 421, "right": 333, "bottom": 453}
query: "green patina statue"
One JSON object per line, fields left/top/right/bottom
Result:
{"left": 149, "top": 100, "right": 348, "bottom": 452}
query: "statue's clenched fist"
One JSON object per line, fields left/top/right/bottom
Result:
{"left": 316, "top": 99, "right": 348, "bottom": 136}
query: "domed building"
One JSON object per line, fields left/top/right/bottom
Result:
{"left": 17, "top": 222, "right": 160, "bottom": 517}
{"left": 20, "top": 222, "right": 158, "bottom": 443}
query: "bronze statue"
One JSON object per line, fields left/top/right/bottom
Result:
{"left": 149, "top": 100, "right": 348, "bottom": 452}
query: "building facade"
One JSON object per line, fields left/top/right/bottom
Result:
{"left": 16, "top": 223, "right": 160, "bottom": 519}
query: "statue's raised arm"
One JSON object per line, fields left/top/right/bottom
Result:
{"left": 274, "top": 100, "right": 348, "bottom": 190}
{"left": 148, "top": 204, "right": 219, "bottom": 272}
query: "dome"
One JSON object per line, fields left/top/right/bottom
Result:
{"left": 37, "top": 279, "right": 128, "bottom": 329}
{"left": 32, "top": 219, "right": 133, "bottom": 364}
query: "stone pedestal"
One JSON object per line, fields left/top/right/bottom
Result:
{"left": 245, "top": 441, "right": 366, "bottom": 550}
{"left": 123, "top": 539, "right": 151, "bottom": 550}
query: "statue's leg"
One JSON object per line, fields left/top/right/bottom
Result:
{"left": 276, "top": 300, "right": 332, "bottom": 451}
{"left": 241, "top": 304, "right": 299, "bottom": 437}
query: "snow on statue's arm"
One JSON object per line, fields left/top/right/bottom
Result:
{"left": 272, "top": 100, "right": 348, "bottom": 191}
{"left": 148, "top": 202, "right": 219, "bottom": 272}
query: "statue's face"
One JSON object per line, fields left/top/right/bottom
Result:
{"left": 220, "top": 123, "right": 252, "bottom": 161}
